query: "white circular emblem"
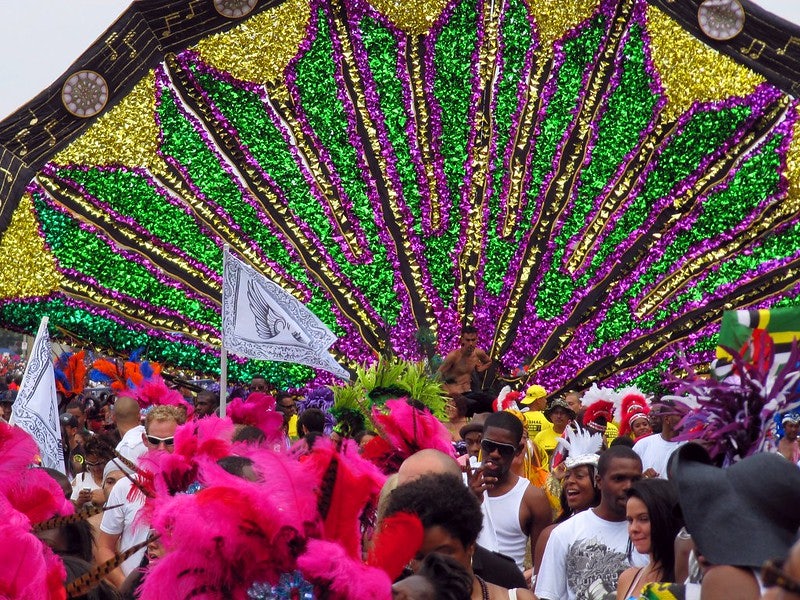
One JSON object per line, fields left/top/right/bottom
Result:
{"left": 213, "top": 0, "right": 258, "bottom": 19}
{"left": 697, "top": 0, "right": 745, "bottom": 41}
{"left": 62, "top": 70, "right": 109, "bottom": 118}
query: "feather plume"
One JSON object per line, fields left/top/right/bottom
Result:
{"left": 119, "top": 375, "right": 193, "bottom": 418}
{"left": 0, "top": 421, "right": 39, "bottom": 493}
{"left": 5, "top": 467, "right": 74, "bottom": 525}
{"left": 493, "top": 385, "right": 521, "bottom": 412}
{"left": 89, "top": 358, "right": 123, "bottom": 390}
{"left": 54, "top": 350, "right": 87, "bottom": 400}
{"left": 582, "top": 399, "right": 615, "bottom": 434}
{"left": 300, "top": 386, "right": 336, "bottom": 435}
{"left": 65, "top": 535, "right": 154, "bottom": 598}
{"left": 34, "top": 503, "right": 122, "bottom": 532}
{"left": 557, "top": 427, "right": 603, "bottom": 469}
{"left": 110, "top": 449, "right": 141, "bottom": 476}
{"left": 227, "top": 392, "right": 284, "bottom": 441}
{"left": 301, "top": 438, "right": 385, "bottom": 559}
{"left": 369, "top": 398, "right": 456, "bottom": 466}
{"left": 670, "top": 337, "right": 800, "bottom": 465}
{"left": 366, "top": 511, "right": 424, "bottom": 581}
{"left": 581, "top": 383, "right": 621, "bottom": 418}
{"left": 618, "top": 389, "right": 650, "bottom": 438}
{"left": 298, "top": 539, "right": 392, "bottom": 600}
{"left": 0, "top": 520, "right": 66, "bottom": 600}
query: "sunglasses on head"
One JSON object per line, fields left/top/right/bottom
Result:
{"left": 146, "top": 435, "right": 175, "bottom": 447}
{"left": 762, "top": 559, "right": 800, "bottom": 595}
{"left": 480, "top": 438, "right": 517, "bottom": 457}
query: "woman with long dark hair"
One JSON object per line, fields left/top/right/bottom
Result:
{"left": 616, "top": 478, "right": 683, "bottom": 599}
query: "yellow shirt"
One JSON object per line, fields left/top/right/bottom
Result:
{"left": 524, "top": 410, "right": 553, "bottom": 440}
{"left": 604, "top": 421, "right": 619, "bottom": 447}
{"left": 534, "top": 427, "right": 562, "bottom": 465}
{"left": 288, "top": 413, "right": 299, "bottom": 440}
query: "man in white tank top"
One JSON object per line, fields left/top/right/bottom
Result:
{"left": 469, "top": 411, "right": 553, "bottom": 572}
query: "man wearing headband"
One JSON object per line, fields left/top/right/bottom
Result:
{"left": 469, "top": 411, "right": 553, "bottom": 572}
{"left": 632, "top": 396, "right": 688, "bottom": 479}
{"left": 776, "top": 412, "right": 800, "bottom": 463}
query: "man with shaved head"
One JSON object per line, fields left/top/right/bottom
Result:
{"left": 397, "top": 448, "right": 462, "bottom": 485}
{"left": 113, "top": 395, "right": 146, "bottom": 464}
{"left": 387, "top": 448, "right": 527, "bottom": 590}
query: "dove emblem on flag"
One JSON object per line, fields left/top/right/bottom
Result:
{"left": 221, "top": 248, "right": 349, "bottom": 379}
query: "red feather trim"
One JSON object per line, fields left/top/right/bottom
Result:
{"left": 366, "top": 511, "right": 424, "bottom": 581}
{"left": 582, "top": 400, "right": 615, "bottom": 431}
{"left": 619, "top": 393, "right": 650, "bottom": 438}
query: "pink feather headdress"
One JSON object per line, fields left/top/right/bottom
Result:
{"left": 0, "top": 422, "right": 70, "bottom": 599}
{"left": 227, "top": 392, "right": 284, "bottom": 442}
{"left": 362, "top": 398, "right": 456, "bottom": 474}
{"left": 118, "top": 374, "right": 194, "bottom": 419}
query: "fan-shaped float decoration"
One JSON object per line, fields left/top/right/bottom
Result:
{"left": 0, "top": 0, "right": 800, "bottom": 392}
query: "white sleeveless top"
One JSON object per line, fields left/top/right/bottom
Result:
{"left": 476, "top": 476, "right": 530, "bottom": 570}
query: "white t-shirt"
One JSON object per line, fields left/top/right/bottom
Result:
{"left": 632, "top": 434, "right": 684, "bottom": 479}
{"left": 69, "top": 471, "right": 101, "bottom": 501}
{"left": 99, "top": 477, "right": 147, "bottom": 575}
{"left": 115, "top": 425, "right": 147, "bottom": 465}
{"left": 535, "top": 509, "right": 647, "bottom": 600}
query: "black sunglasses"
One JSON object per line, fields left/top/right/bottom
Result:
{"left": 84, "top": 460, "right": 107, "bottom": 468}
{"left": 762, "top": 559, "right": 800, "bottom": 595}
{"left": 146, "top": 435, "right": 175, "bottom": 447}
{"left": 480, "top": 438, "right": 518, "bottom": 457}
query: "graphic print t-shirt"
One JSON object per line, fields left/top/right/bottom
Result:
{"left": 535, "top": 509, "right": 647, "bottom": 600}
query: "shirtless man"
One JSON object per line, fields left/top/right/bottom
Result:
{"left": 777, "top": 413, "right": 800, "bottom": 463}
{"left": 438, "top": 325, "right": 492, "bottom": 394}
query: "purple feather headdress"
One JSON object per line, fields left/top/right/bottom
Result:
{"left": 299, "top": 387, "right": 336, "bottom": 435}
{"left": 669, "top": 335, "right": 800, "bottom": 466}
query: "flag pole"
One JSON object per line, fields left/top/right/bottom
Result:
{"left": 220, "top": 244, "right": 230, "bottom": 418}
{"left": 220, "top": 346, "right": 228, "bottom": 418}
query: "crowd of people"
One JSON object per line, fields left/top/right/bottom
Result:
{"left": 0, "top": 328, "right": 799, "bottom": 600}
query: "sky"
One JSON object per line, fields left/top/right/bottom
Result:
{"left": 0, "top": 0, "right": 799, "bottom": 122}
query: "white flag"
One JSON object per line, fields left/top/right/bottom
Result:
{"left": 221, "top": 248, "right": 350, "bottom": 379}
{"left": 10, "top": 317, "right": 65, "bottom": 473}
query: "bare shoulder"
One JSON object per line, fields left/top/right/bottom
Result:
{"left": 700, "top": 565, "right": 760, "bottom": 600}
{"left": 615, "top": 566, "right": 637, "bottom": 600}
{"left": 514, "top": 588, "right": 536, "bottom": 600}
{"left": 523, "top": 482, "right": 550, "bottom": 507}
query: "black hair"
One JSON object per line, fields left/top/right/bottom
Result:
{"left": 83, "top": 434, "right": 116, "bottom": 460}
{"left": 41, "top": 467, "right": 73, "bottom": 499}
{"left": 450, "top": 394, "right": 469, "bottom": 418}
{"left": 66, "top": 399, "right": 86, "bottom": 412}
{"left": 417, "top": 552, "right": 473, "bottom": 600}
{"left": 597, "top": 444, "right": 641, "bottom": 477}
{"left": 384, "top": 473, "right": 482, "bottom": 549}
{"left": 40, "top": 518, "right": 95, "bottom": 564}
{"left": 232, "top": 425, "right": 266, "bottom": 444}
{"left": 196, "top": 390, "right": 220, "bottom": 407}
{"left": 609, "top": 435, "right": 635, "bottom": 448}
{"left": 353, "top": 429, "right": 378, "bottom": 444}
{"left": 275, "top": 391, "right": 293, "bottom": 401}
{"left": 483, "top": 410, "right": 523, "bottom": 444}
{"left": 298, "top": 407, "right": 326, "bottom": 435}
{"left": 461, "top": 325, "right": 478, "bottom": 335}
{"left": 60, "top": 412, "right": 79, "bottom": 428}
{"left": 217, "top": 455, "right": 255, "bottom": 478}
{"left": 626, "top": 478, "right": 682, "bottom": 582}
{"left": 61, "top": 555, "right": 123, "bottom": 600}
